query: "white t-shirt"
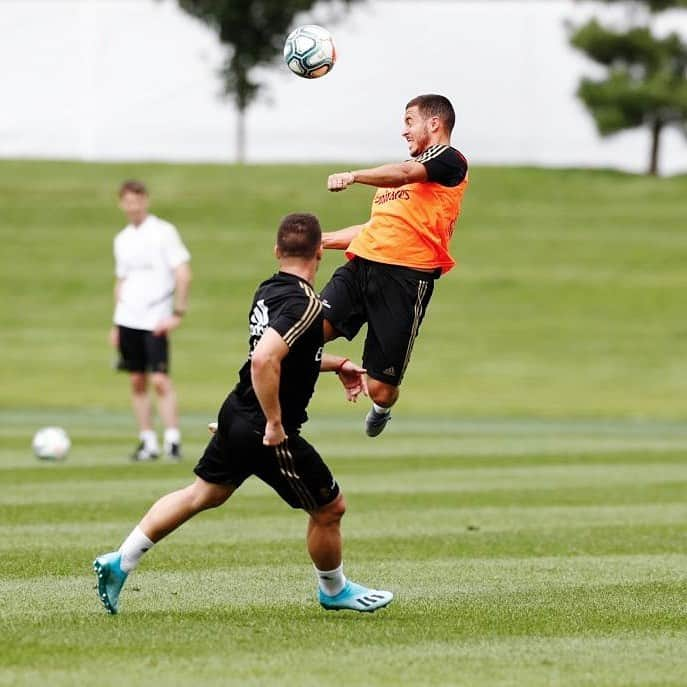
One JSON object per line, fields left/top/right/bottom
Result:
{"left": 113, "top": 214, "right": 191, "bottom": 331}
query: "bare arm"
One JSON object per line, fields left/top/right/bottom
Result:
{"left": 321, "top": 353, "right": 368, "bottom": 402}
{"left": 320, "top": 353, "right": 350, "bottom": 373}
{"left": 328, "top": 160, "right": 428, "bottom": 192}
{"left": 323, "top": 162, "right": 428, "bottom": 248}
{"left": 173, "top": 262, "right": 192, "bottom": 314}
{"left": 251, "top": 327, "right": 289, "bottom": 446}
{"left": 153, "top": 261, "right": 192, "bottom": 336}
{"left": 114, "top": 278, "right": 123, "bottom": 303}
{"left": 321, "top": 224, "right": 365, "bottom": 250}
{"left": 110, "top": 279, "right": 124, "bottom": 347}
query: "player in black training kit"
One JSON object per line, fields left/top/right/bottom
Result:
{"left": 93, "top": 213, "right": 394, "bottom": 615}
{"left": 194, "top": 270, "right": 335, "bottom": 507}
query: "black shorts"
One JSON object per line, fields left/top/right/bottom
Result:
{"left": 117, "top": 326, "right": 169, "bottom": 374}
{"left": 194, "top": 395, "right": 340, "bottom": 511}
{"left": 320, "top": 257, "right": 435, "bottom": 386}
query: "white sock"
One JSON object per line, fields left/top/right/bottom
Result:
{"left": 315, "top": 563, "right": 346, "bottom": 596}
{"left": 164, "top": 427, "right": 181, "bottom": 446}
{"left": 140, "top": 429, "right": 159, "bottom": 453}
{"left": 119, "top": 526, "right": 155, "bottom": 573}
{"left": 373, "top": 403, "right": 391, "bottom": 415}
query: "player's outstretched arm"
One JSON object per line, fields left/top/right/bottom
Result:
{"left": 321, "top": 224, "right": 364, "bottom": 250}
{"left": 322, "top": 354, "right": 369, "bottom": 402}
{"left": 251, "top": 327, "right": 289, "bottom": 445}
{"left": 328, "top": 160, "right": 427, "bottom": 191}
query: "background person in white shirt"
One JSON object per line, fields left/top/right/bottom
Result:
{"left": 110, "top": 180, "right": 192, "bottom": 461}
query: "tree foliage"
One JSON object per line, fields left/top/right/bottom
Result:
{"left": 569, "top": 1, "right": 687, "bottom": 174}
{"left": 589, "top": 0, "right": 687, "bottom": 10}
{"left": 176, "top": 0, "right": 357, "bottom": 160}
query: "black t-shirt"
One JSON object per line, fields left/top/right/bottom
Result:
{"left": 230, "top": 271, "right": 324, "bottom": 432}
{"left": 414, "top": 144, "right": 468, "bottom": 187}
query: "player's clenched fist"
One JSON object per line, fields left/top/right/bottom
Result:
{"left": 327, "top": 172, "right": 355, "bottom": 192}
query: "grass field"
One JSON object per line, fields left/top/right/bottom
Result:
{"left": 1, "top": 160, "right": 686, "bottom": 416}
{"left": 1, "top": 161, "right": 686, "bottom": 686}
{"left": 3, "top": 410, "right": 687, "bottom": 686}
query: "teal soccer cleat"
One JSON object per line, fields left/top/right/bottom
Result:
{"left": 93, "top": 551, "right": 128, "bottom": 614}
{"left": 319, "top": 580, "right": 393, "bottom": 612}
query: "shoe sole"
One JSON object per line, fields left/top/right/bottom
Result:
{"left": 365, "top": 413, "right": 392, "bottom": 438}
{"left": 365, "top": 419, "right": 391, "bottom": 438}
{"left": 319, "top": 597, "right": 393, "bottom": 613}
{"left": 93, "top": 559, "right": 117, "bottom": 615}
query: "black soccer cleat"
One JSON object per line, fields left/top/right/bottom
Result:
{"left": 131, "top": 441, "right": 159, "bottom": 462}
{"left": 365, "top": 407, "right": 392, "bottom": 437}
{"left": 165, "top": 442, "right": 182, "bottom": 461}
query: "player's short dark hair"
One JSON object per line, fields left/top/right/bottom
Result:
{"left": 406, "top": 94, "right": 455, "bottom": 134}
{"left": 277, "top": 213, "right": 322, "bottom": 259}
{"left": 119, "top": 179, "right": 148, "bottom": 197}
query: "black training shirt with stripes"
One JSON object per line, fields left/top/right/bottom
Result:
{"left": 230, "top": 271, "right": 324, "bottom": 433}
{"left": 412, "top": 144, "right": 468, "bottom": 187}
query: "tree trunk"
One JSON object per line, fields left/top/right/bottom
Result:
{"left": 648, "top": 119, "right": 662, "bottom": 176}
{"left": 236, "top": 106, "right": 246, "bottom": 164}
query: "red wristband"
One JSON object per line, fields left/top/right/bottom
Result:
{"left": 335, "top": 358, "right": 350, "bottom": 375}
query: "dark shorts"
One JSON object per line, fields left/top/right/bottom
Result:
{"left": 117, "top": 326, "right": 169, "bottom": 374}
{"left": 320, "top": 257, "right": 435, "bottom": 386}
{"left": 194, "top": 396, "right": 340, "bottom": 511}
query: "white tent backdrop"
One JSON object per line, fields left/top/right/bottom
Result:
{"left": 1, "top": 0, "right": 686, "bottom": 173}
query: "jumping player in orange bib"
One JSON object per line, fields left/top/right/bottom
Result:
{"left": 321, "top": 94, "right": 469, "bottom": 436}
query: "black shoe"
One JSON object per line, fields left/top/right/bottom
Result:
{"left": 131, "top": 441, "right": 159, "bottom": 461}
{"left": 165, "top": 442, "right": 182, "bottom": 460}
{"left": 365, "top": 408, "right": 392, "bottom": 437}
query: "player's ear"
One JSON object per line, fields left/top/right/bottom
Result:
{"left": 274, "top": 244, "right": 281, "bottom": 259}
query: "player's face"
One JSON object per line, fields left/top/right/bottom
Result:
{"left": 402, "top": 106, "right": 431, "bottom": 157}
{"left": 119, "top": 192, "right": 149, "bottom": 225}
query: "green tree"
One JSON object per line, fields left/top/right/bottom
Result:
{"left": 570, "top": 0, "right": 687, "bottom": 175}
{"left": 177, "top": 0, "right": 357, "bottom": 162}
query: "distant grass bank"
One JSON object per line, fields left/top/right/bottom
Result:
{"left": 1, "top": 160, "right": 685, "bottom": 419}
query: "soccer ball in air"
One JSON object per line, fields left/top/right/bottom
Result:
{"left": 284, "top": 25, "right": 336, "bottom": 79}
{"left": 32, "top": 426, "right": 71, "bottom": 461}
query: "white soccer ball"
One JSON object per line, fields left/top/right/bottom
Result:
{"left": 32, "top": 426, "right": 71, "bottom": 461}
{"left": 284, "top": 24, "right": 336, "bottom": 79}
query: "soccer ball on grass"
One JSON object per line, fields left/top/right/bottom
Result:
{"left": 283, "top": 25, "right": 336, "bottom": 79}
{"left": 32, "top": 426, "right": 71, "bottom": 461}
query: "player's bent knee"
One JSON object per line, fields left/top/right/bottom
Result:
{"left": 187, "top": 478, "right": 232, "bottom": 510}
{"left": 368, "top": 379, "right": 399, "bottom": 407}
{"left": 312, "top": 493, "right": 346, "bottom": 524}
